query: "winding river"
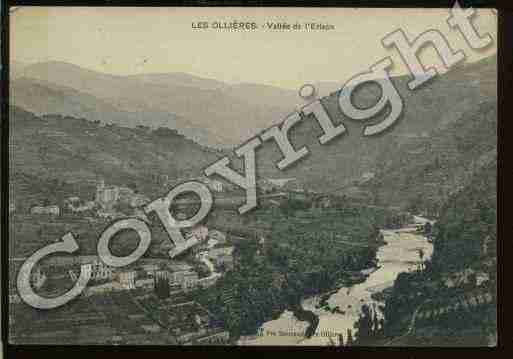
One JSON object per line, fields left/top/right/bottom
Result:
{"left": 238, "top": 220, "right": 433, "bottom": 346}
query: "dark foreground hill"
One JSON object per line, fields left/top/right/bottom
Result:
{"left": 432, "top": 156, "right": 497, "bottom": 271}
{"left": 374, "top": 156, "right": 497, "bottom": 347}
{"left": 364, "top": 98, "right": 496, "bottom": 215}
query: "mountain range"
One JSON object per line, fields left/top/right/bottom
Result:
{"left": 9, "top": 55, "right": 497, "bottom": 212}
{"left": 11, "top": 61, "right": 300, "bottom": 148}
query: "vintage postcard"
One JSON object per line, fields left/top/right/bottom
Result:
{"left": 7, "top": 5, "right": 497, "bottom": 346}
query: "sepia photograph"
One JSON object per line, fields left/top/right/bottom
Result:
{"left": 5, "top": 4, "right": 498, "bottom": 348}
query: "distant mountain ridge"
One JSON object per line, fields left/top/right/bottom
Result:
{"left": 126, "top": 72, "right": 228, "bottom": 90}
{"left": 10, "top": 76, "right": 225, "bottom": 148}
{"left": 11, "top": 61, "right": 299, "bottom": 147}
{"left": 10, "top": 55, "right": 497, "bottom": 205}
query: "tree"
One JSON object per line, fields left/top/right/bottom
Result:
{"left": 155, "top": 276, "right": 170, "bottom": 299}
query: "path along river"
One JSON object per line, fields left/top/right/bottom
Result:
{"left": 238, "top": 220, "right": 434, "bottom": 346}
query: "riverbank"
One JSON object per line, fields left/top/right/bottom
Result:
{"left": 238, "top": 227, "right": 433, "bottom": 346}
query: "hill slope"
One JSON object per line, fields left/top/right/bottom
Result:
{"left": 10, "top": 55, "right": 496, "bottom": 200}
{"left": 253, "top": 55, "right": 496, "bottom": 198}
{"left": 10, "top": 77, "right": 224, "bottom": 148}
{"left": 365, "top": 99, "right": 496, "bottom": 214}
{"left": 359, "top": 56, "right": 496, "bottom": 212}
{"left": 432, "top": 156, "right": 497, "bottom": 270}
{"left": 9, "top": 106, "right": 222, "bottom": 208}
{"left": 378, "top": 156, "right": 497, "bottom": 347}
{"left": 12, "top": 61, "right": 297, "bottom": 147}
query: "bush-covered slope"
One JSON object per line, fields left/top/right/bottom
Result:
{"left": 366, "top": 99, "right": 496, "bottom": 215}
{"left": 9, "top": 106, "right": 222, "bottom": 208}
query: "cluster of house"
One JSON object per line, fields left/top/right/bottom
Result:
{"left": 9, "top": 243, "right": 232, "bottom": 305}
{"left": 91, "top": 179, "right": 151, "bottom": 220}
{"left": 25, "top": 179, "right": 151, "bottom": 219}
{"left": 9, "top": 218, "right": 235, "bottom": 306}
{"left": 72, "top": 257, "right": 217, "bottom": 295}
{"left": 154, "top": 225, "right": 235, "bottom": 272}
{"left": 22, "top": 176, "right": 314, "bottom": 219}
{"left": 24, "top": 175, "right": 230, "bottom": 219}
{"left": 29, "top": 205, "right": 61, "bottom": 216}
{"left": 14, "top": 226, "right": 234, "bottom": 300}
{"left": 95, "top": 180, "right": 150, "bottom": 211}
{"left": 189, "top": 227, "right": 235, "bottom": 271}
{"left": 64, "top": 197, "right": 96, "bottom": 213}
{"left": 15, "top": 256, "right": 200, "bottom": 298}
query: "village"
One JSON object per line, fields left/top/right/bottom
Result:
{"left": 9, "top": 216, "right": 236, "bottom": 344}
{"left": 8, "top": 175, "right": 313, "bottom": 344}
{"left": 9, "top": 170, "right": 495, "bottom": 346}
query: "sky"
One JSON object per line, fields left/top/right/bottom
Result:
{"left": 10, "top": 6, "right": 497, "bottom": 90}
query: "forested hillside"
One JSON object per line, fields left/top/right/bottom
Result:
{"left": 9, "top": 106, "right": 222, "bottom": 210}
{"left": 432, "top": 157, "right": 497, "bottom": 271}
{"left": 377, "top": 157, "right": 497, "bottom": 346}
{"left": 366, "top": 99, "right": 496, "bottom": 215}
